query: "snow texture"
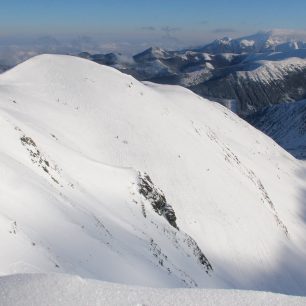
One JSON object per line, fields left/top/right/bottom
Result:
{"left": 0, "top": 273, "right": 306, "bottom": 306}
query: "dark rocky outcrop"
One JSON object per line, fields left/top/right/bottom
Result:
{"left": 137, "top": 172, "right": 213, "bottom": 274}
{"left": 138, "top": 172, "right": 177, "bottom": 229}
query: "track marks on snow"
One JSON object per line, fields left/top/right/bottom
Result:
{"left": 206, "top": 127, "right": 289, "bottom": 237}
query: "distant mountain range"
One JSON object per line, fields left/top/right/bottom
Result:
{"left": 196, "top": 30, "right": 306, "bottom": 54}
{"left": 79, "top": 30, "right": 306, "bottom": 116}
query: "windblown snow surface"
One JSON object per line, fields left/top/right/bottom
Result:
{"left": 1, "top": 273, "right": 306, "bottom": 306}
{"left": 0, "top": 55, "right": 306, "bottom": 301}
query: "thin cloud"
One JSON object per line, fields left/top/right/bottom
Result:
{"left": 160, "top": 26, "right": 181, "bottom": 44}
{"left": 211, "top": 28, "right": 237, "bottom": 34}
{"left": 161, "top": 26, "right": 181, "bottom": 36}
{"left": 140, "top": 26, "right": 156, "bottom": 31}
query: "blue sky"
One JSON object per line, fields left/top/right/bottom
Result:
{"left": 1, "top": 0, "right": 306, "bottom": 36}
{"left": 0, "top": 0, "right": 306, "bottom": 61}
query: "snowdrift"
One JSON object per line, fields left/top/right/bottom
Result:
{"left": 1, "top": 273, "right": 306, "bottom": 306}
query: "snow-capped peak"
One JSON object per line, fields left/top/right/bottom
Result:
{"left": 197, "top": 29, "right": 306, "bottom": 54}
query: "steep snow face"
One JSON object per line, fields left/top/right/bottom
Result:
{"left": 0, "top": 55, "right": 306, "bottom": 295}
{"left": 1, "top": 273, "right": 306, "bottom": 306}
{"left": 246, "top": 100, "right": 306, "bottom": 159}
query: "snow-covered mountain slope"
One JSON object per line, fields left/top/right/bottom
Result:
{"left": 0, "top": 55, "right": 306, "bottom": 295}
{"left": 246, "top": 100, "right": 306, "bottom": 159}
{"left": 192, "top": 57, "right": 306, "bottom": 114}
{"left": 1, "top": 274, "right": 306, "bottom": 306}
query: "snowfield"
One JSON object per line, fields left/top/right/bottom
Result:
{"left": 1, "top": 273, "right": 306, "bottom": 306}
{"left": 0, "top": 55, "right": 306, "bottom": 299}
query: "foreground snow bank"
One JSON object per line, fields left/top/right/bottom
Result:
{"left": 0, "top": 273, "right": 305, "bottom": 306}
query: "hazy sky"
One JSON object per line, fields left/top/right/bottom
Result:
{"left": 2, "top": 0, "right": 306, "bottom": 36}
{"left": 0, "top": 0, "right": 306, "bottom": 63}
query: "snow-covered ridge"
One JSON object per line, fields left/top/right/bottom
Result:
{"left": 0, "top": 55, "right": 306, "bottom": 295}
{"left": 198, "top": 29, "right": 306, "bottom": 54}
